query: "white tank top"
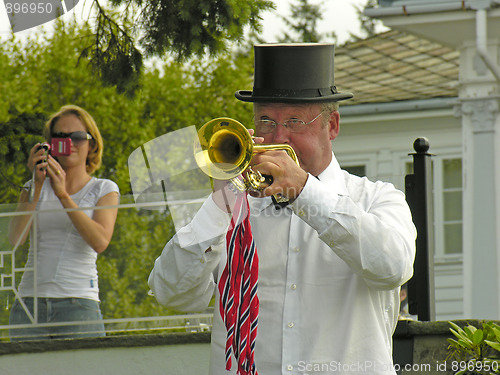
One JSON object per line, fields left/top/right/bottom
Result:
{"left": 18, "top": 177, "right": 119, "bottom": 301}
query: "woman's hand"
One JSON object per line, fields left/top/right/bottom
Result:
{"left": 28, "top": 143, "right": 49, "bottom": 184}
{"left": 46, "top": 154, "right": 68, "bottom": 199}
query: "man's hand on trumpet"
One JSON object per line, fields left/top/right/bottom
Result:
{"left": 249, "top": 132, "right": 308, "bottom": 202}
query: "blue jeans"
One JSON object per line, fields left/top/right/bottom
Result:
{"left": 9, "top": 297, "right": 106, "bottom": 341}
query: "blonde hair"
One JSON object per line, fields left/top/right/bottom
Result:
{"left": 43, "top": 105, "right": 103, "bottom": 174}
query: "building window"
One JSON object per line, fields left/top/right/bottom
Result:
{"left": 405, "top": 157, "right": 462, "bottom": 257}
{"left": 441, "top": 158, "right": 462, "bottom": 255}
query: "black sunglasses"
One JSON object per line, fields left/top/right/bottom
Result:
{"left": 51, "top": 131, "right": 92, "bottom": 144}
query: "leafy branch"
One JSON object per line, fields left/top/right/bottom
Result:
{"left": 80, "top": 0, "right": 142, "bottom": 95}
{"left": 447, "top": 321, "right": 500, "bottom": 375}
{"left": 82, "top": 0, "right": 274, "bottom": 95}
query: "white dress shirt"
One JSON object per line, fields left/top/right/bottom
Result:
{"left": 149, "top": 153, "right": 416, "bottom": 375}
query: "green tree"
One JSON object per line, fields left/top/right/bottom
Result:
{"left": 349, "top": 0, "right": 386, "bottom": 42}
{"left": 0, "top": 16, "right": 256, "bottom": 329}
{"left": 0, "top": 112, "right": 47, "bottom": 204}
{"left": 85, "top": 0, "right": 273, "bottom": 94}
{"left": 278, "top": 0, "right": 337, "bottom": 43}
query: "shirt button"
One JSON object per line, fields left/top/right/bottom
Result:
{"left": 200, "top": 259, "right": 205, "bottom": 263}
{"left": 287, "top": 365, "right": 293, "bottom": 371}
{"left": 293, "top": 247, "right": 300, "bottom": 253}
{"left": 287, "top": 322, "right": 294, "bottom": 328}
{"left": 290, "top": 284, "right": 297, "bottom": 290}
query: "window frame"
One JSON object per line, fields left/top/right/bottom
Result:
{"left": 398, "top": 150, "right": 463, "bottom": 262}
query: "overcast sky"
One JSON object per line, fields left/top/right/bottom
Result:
{"left": 259, "top": 0, "right": 373, "bottom": 44}
{"left": 1, "top": 0, "right": 378, "bottom": 42}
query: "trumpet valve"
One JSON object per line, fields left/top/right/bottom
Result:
{"left": 245, "top": 167, "right": 272, "bottom": 191}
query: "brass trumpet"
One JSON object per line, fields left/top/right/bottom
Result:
{"left": 194, "top": 117, "right": 299, "bottom": 202}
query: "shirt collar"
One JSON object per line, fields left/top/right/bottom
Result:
{"left": 249, "top": 151, "right": 349, "bottom": 213}
{"left": 317, "top": 151, "right": 349, "bottom": 196}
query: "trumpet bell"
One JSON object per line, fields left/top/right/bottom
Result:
{"left": 194, "top": 117, "right": 299, "bottom": 201}
{"left": 194, "top": 118, "right": 253, "bottom": 180}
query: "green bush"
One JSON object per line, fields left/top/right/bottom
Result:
{"left": 447, "top": 321, "right": 500, "bottom": 375}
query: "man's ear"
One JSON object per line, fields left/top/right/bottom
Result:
{"left": 328, "top": 111, "right": 340, "bottom": 141}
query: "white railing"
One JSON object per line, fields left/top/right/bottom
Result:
{"left": 0, "top": 196, "right": 213, "bottom": 341}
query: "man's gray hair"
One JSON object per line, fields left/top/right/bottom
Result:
{"left": 320, "top": 101, "right": 339, "bottom": 126}
{"left": 321, "top": 101, "right": 339, "bottom": 113}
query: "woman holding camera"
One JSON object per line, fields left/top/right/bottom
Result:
{"left": 8, "top": 105, "right": 119, "bottom": 341}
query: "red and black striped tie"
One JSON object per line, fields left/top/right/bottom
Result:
{"left": 218, "top": 194, "right": 259, "bottom": 375}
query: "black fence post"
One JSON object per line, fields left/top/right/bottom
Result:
{"left": 405, "top": 137, "right": 435, "bottom": 321}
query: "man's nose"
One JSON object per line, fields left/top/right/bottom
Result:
{"left": 271, "top": 122, "right": 291, "bottom": 144}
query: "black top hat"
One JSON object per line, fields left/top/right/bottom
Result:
{"left": 235, "top": 43, "right": 353, "bottom": 103}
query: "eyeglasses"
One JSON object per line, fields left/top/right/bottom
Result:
{"left": 254, "top": 111, "right": 326, "bottom": 134}
{"left": 52, "top": 131, "right": 92, "bottom": 144}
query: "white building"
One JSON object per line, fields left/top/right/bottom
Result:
{"left": 335, "top": 0, "right": 500, "bottom": 321}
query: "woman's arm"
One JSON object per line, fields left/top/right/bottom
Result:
{"left": 58, "top": 190, "right": 119, "bottom": 254}
{"left": 8, "top": 189, "right": 38, "bottom": 246}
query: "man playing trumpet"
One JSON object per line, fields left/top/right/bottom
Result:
{"left": 149, "top": 43, "right": 416, "bottom": 375}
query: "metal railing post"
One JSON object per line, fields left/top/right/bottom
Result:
{"left": 405, "top": 137, "right": 436, "bottom": 321}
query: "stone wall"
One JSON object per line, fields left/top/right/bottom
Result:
{"left": 1, "top": 320, "right": 497, "bottom": 375}
{"left": 0, "top": 332, "right": 211, "bottom": 375}
{"left": 393, "top": 319, "right": 499, "bottom": 375}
